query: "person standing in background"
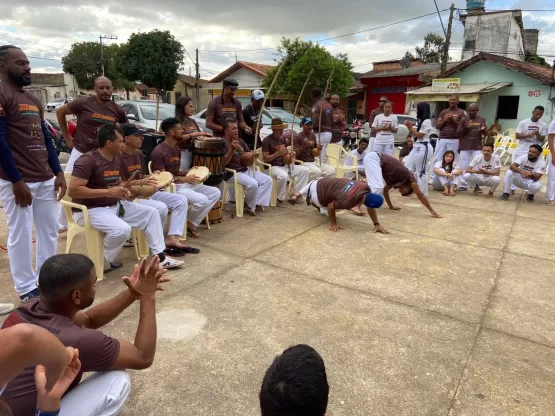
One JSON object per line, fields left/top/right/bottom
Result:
{"left": 545, "top": 116, "right": 555, "bottom": 205}
{"left": 456, "top": 103, "right": 487, "bottom": 191}
{"left": 371, "top": 101, "right": 398, "bottom": 156}
{"left": 205, "top": 77, "right": 250, "bottom": 138}
{"left": 368, "top": 95, "right": 388, "bottom": 150}
{"left": 175, "top": 96, "right": 211, "bottom": 171}
{"left": 310, "top": 88, "right": 333, "bottom": 163}
{"left": 242, "top": 89, "right": 265, "bottom": 148}
{"left": 404, "top": 102, "right": 433, "bottom": 196}
{"left": 330, "top": 94, "right": 346, "bottom": 144}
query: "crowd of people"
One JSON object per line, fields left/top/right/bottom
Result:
{"left": 1, "top": 43, "right": 554, "bottom": 415}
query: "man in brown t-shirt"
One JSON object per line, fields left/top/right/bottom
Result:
{"left": 330, "top": 95, "right": 346, "bottom": 144}
{"left": 69, "top": 124, "right": 183, "bottom": 270}
{"left": 205, "top": 77, "right": 249, "bottom": 138}
{"left": 293, "top": 117, "right": 335, "bottom": 181}
{"left": 222, "top": 119, "right": 272, "bottom": 215}
{"left": 311, "top": 88, "right": 333, "bottom": 162}
{"left": 289, "top": 178, "right": 388, "bottom": 233}
{"left": 1, "top": 253, "right": 169, "bottom": 416}
{"left": 456, "top": 103, "right": 487, "bottom": 190}
{"left": 56, "top": 76, "right": 128, "bottom": 231}
{"left": 430, "top": 94, "right": 465, "bottom": 182}
{"left": 362, "top": 152, "right": 441, "bottom": 218}
{"left": 150, "top": 117, "right": 221, "bottom": 238}
{"left": 0, "top": 45, "right": 66, "bottom": 302}
{"left": 262, "top": 118, "right": 310, "bottom": 207}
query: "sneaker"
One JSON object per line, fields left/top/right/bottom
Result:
{"left": 0, "top": 303, "right": 15, "bottom": 315}
{"left": 20, "top": 288, "right": 40, "bottom": 302}
{"left": 160, "top": 256, "right": 184, "bottom": 269}
{"left": 255, "top": 205, "right": 263, "bottom": 211}
{"left": 104, "top": 259, "right": 123, "bottom": 273}
{"left": 526, "top": 194, "right": 535, "bottom": 203}
{"left": 244, "top": 203, "right": 256, "bottom": 216}
{"left": 123, "top": 238, "right": 134, "bottom": 248}
{"left": 457, "top": 187, "right": 468, "bottom": 192}
{"left": 498, "top": 193, "right": 510, "bottom": 201}
{"left": 277, "top": 200, "right": 286, "bottom": 208}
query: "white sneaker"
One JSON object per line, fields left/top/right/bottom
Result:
{"left": 161, "top": 256, "right": 184, "bottom": 269}
{"left": 0, "top": 303, "right": 15, "bottom": 315}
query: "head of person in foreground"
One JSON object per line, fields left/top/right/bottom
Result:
{"left": 260, "top": 344, "right": 329, "bottom": 416}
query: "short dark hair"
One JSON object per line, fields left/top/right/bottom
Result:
{"left": 359, "top": 138, "right": 369, "bottom": 145}
{"left": 483, "top": 142, "right": 494, "bottom": 150}
{"left": 260, "top": 344, "right": 329, "bottom": 416}
{"left": 450, "top": 94, "right": 459, "bottom": 101}
{"left": 97, "top": 124, "right": 123, "bottom": 148}
{"left": 160, "top": 117, "right": 181, "bottom": 135}
{"left": 38, "top": 254, "right": 95, "bottom": 300}
{"left": 530, "top": 144, "right": 543, "bottom": 153}
{"left": 0, "top": 45, "right": 20, "bottom": 64}
{"left": 311, "top": 88, "right": 322, "bottom": 99}
{"left": 223, "top": 118, "right": 237, "bottom": 131}
{"left": 534, "top": 106, "right": 545, "bottom": 112}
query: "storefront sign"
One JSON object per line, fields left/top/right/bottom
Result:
{"left": 406, "top": 93, "right": 479, "bottom": 102}
{"left": 432, "top": 78, "right": 461, "bottom": 93}
{"left": 370, "top": 86, "right": 406, "bottom": 94}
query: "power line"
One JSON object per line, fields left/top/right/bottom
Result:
{"left": 0, "top": 33, "right": 70, "bottom": 52}
{"left": 183, "top": 48, "right": 196, "bottom": 66}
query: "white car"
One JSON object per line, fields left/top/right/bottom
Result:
{"left": 393, "top": 114, "right": 439, "bottom": 146}
{"left": 118, "top": 100, "right": 176, "bottom": 131}
{"left": 46, "top": 97, "right": 72, "bottom": 112}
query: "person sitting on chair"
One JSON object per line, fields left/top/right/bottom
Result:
{"left": 292, "top": 117, "right": 336, "bottom": 181}
{"left": 498, "top": 144, "right": 546, "bottom": 203}
{"left": 347, "top": 137, "right": 369, "bottom": 178}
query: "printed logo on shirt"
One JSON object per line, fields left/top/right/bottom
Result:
{"left": 91, "top": 113, "right": 116, "bottom": 124}
{"left": 19, "top": 104, "right": 39, "bottom": 116}
{"left": 104, "top": 170, "right": 121, "bottom": 183}
{"left": 127, "top": 164, "right": 142, "bottom": 173}
{"left": 342, "top": 181, "right": 355, "bottom": 193}
{"left": 29, "top": 122, "right": 43, "bottom": 140}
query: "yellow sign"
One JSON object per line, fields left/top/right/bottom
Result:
{"left": 432, "top": 78, "right": 461, "bottom": 93}
{"left": 406, "top": 93, "right": 479, "bottom": 102}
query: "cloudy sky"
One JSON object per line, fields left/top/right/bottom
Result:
{"left": 1, "top": 0, "right": 553, "bottom": 80}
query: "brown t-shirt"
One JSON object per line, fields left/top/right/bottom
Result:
{"left": 120, "top": 150, "right": 146, "bottom": 181}
{"left": 0, "top": 298, "right": 120, "bottom": 416}
{"left": 68, "top": 96, "right": 128, "bottom": 153}
{"left": 331, "top": 108, "right": 346, "bottom": 143}
{"left": 458, "top": 115, "right": 487, "bottom": 151}
{"left": 438, "top": 107, "right": 465, "bottom": 139}
{"left": 224, "top": 137, "right": 250, "bottom": 178}
{"left": 380, "top": 153, "right": 416, "bottom": 187}
{"left": 311, "top": 100, "right": 333, "bottom": 133}
{"left": 262, "top": 133, "right": 290, "bottom": 167}
{"left": 293, "top": 130, "right": 317, "bottom": 162}
{"left": 150, "top": 141, "right": 181, "bottom": 175}
{"left": 399, "top": 144, "right": 413, "bottom": 159}
{"left": 316, "top": 178, "right": 370, "bottom": 210}
{"left": 369, "top": 107, "right": 383, "bottom": 138}
{"left": 206, "top": 96, "right": 244, "bottom": 138}
{"left": 0, "top": 82, "right": 52, "bottom": 182}
{"left": 180, "top": 118, "right": 201, "bottom": 150}
{"left": 71, "top": 149, "right": 121, "bottom": 209}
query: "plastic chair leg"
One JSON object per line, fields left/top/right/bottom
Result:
{"left": 270, "top": 178, "right": 278, "bottom": 206}
{"left": 84, "top": 229, "right": 105, "bottom": 281}
{"left": 65, "top": 227, "right": 80, "bottom": 253}
{"left": 236, "top": 184, "right": 244, "bottom": 217}
{"left": 134, "top": 230, "right": 149, "bottom": 259}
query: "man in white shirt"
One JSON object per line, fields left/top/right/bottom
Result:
{"left": 462, "top": 143, "right": 502, "bottom": 197}
{"left": 346, "top": 138, "right": 369, "bottom": 178}
{"left": 498, "top": 144, "right": 546, "bottom": 203}
{"left": 514, "top": 106, "right": 548, "bottom": 163}
{"left": 546, "top": 117, "right": 555, "bottom": 204}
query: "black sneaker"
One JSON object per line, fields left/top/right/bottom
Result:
{"left": 276, "top": 200, "right": 286, "bottom": 208}
{"left": 526, "top": 194, "right": 535, "bottom": 203}
{"left": 498, "top": 193, "right": 510, "bottom": 201}
{"left": 255, "top": 205, "right": 263, "bottom": 211}
{"left": 20, "top": 288, "right": 40, "bottom": 302}
{"left": 244, "top": 203, "right": 256, "bottom": 216}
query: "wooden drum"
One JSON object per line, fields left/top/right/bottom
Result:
{"left": 208, "top": 200, "right": 223, "bottom": 224}
{"left": 192, "top": 138, "right": 226, "bottom": 186}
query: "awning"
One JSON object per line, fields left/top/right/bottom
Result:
{"left": 405, "top": 82, "right": 512, "bottom": 102}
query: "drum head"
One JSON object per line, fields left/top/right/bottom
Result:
{"left": 187, "top": 166, "right": 210, "bottom": 182}
{"left": 152, "top": 171, "right": 173, "bottom": 189}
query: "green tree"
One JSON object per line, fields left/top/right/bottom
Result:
{"left": 403, "top": 51, "right": 416, "bottom": 61}
{"left": 262, "top": 38, "right": 354, "bottom": 107}
{"left": 524, "top": 52, "right": 551, "bottom": 68}
{"left": 415, "top": 33, "right": 445, "bottom": 64}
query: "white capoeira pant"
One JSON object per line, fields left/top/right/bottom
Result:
{"left": 59, "top": 370, "right": 131, "bottom": 416}
{"left": 372, "top": 141, "right": 395, "bottom": 157}
{"left": 407, "top": 142, "right": 433, "bottom": 196}
{"left": 430, "top": 138, "right": 459, "bottom": 181}
{"left": 225, "top": 168, "right": 272, "bottom": 208}
{"left": 271, "top": 165, "right": 310, "bottom": 201}
{"left": 503, "top": 170, "right": 542, "bottom": 195}
{"left": 298, "top": 179, "right": 328, "bottom": 215}
{"left": 175, "top": 183, "right": 221, "bottom": 227}
{"left": 0, "top": 177, "right": 58, "bottom": 296}
{"left": 73, "top": 200, "right": 166, "bottom": 263}
{"left": 180, "top": 150, "right": 193, "bottom": 171}
{"left": 459, "top": 150, "right": 482, "bottom": 188}
{"left": 58, "top": 148, "right": 84, "bottom": 230}
{"left": 363, "top": 151, "right": 385, "bottom": 195}
{"left": 547, "top": 154, "right": 555, "bottom": 201}
{"left": 462, "top": 173, "right": 501, "bottom": 192}
{"left": 431, "top": 171, "right": 460, "bottom": 191}
{"left": 139, "top": 191, "right": 188, "bottom": 237}
{"left": 316, "top": 132, "right": 332, "bottom": 163}
{"left": 302, "top": 162, "right": 336, "bottom": 181}
{"left": 511, "top": 147, "right": 531, "bottom": 191}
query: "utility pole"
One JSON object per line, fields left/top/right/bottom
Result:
{"left": 195, "top": 48, "right": 200, "bottom": 109}
{"left": 99, "top": 35, "right": 118, "bottom": 76}
{"left": 440, "top": 4, "right": 455, "bottom": 77}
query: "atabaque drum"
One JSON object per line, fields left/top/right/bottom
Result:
{"left": 208, "top": 200, "right": 223, "bottom": 224}
{"left": 192, "top": 138, "right": 226, "bottom": 186}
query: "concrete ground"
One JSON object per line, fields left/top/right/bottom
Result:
{"left": 2, "top": 157, "right": 555, "bottom": 416}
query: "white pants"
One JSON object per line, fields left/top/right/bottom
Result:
{"left": 462, "top": 173, "right": 501, "bottom": 192}
{"left": 59, "top": 370, "right": 131, "bottom": 416}
{"left": 303, "top": 162, "right": 336, "bottom": 181}
{"left": 503, "top": 170, "right": 542, "bottom": 195}
{"left": 58, "top": 148, "right": 84, "bottom": 229}
{"left": 372, "top": 141, "right": 395, "bottom": 157}
{"left": 317, "top": 132, "right": 332, "bottom": 163}
{"left": 459, "top": 150, "right": 482, "bottom": 188}
{"left": 271, "top": 165, "right": 309, "bottom": 201}
{"left": 408, "top": 142, "right": 433, "bottom": 196}
{"left": 430, "top": 139, "right": 459, "bottom": 181}
{"left": 547, "top": 154, "right": 555, "bottom": 201}
{"left": 432, "top": 172, "right": 459, "bottom": 191}
{"left": 176, "top": 183, "right": 221, "bottom": 227}
{"left": 510, "top": 149, "right": 529, "bottom": 191}
{"left": 0, "top": 178, "right": 58, "bottom": 296}
{"left": 363, "top": 152, "right": 384, "bottom": 195}
{"left": 180, "top": 150, "right": 193, "bottom": 171}
{"left": 73, "top": 201, "right": 165, "bottom": 262}
{"left": 139, "top": 191, "right": 188, "bottom": 237}
{"left": 226, "top": 168, "right": 272, "bottom": 208}
{"left": 299, "top": 180, "right": 327, "bottom": 215}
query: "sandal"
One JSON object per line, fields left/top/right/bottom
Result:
{"left": 350, "top": 209, "right": 364, "bottom": 216}
{"left": 288, "top": 195, "right": 298, "bottom": 205}
{"left": 187, "top": 228, "right": 201, "bottom": 238}
{"left": 548, "top": 200, "right": 555, "bottom": 206}
{"left": 163, "top": 248, "right": 186, "bottom": 257}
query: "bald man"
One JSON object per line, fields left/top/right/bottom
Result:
{"left": 56, "top": 76, "right": 128, "bottom": 231}
{"left": 330, "top": 94, "right": 346, "bottom": 144}
{"left": 456, "top": 103, "right": 487, "bottom": 190}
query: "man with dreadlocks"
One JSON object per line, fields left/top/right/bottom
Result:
{"left": 0, "top": 46, "right": 66, "bottom": 302}
{"left": 206, "top": 77, "right": 251, "bottom": 138}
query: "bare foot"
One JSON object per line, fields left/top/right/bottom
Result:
{"left": 350, "top": 208, "right": 365, "bottom": 216}
{"left": 486, "top": 192, "right": 494, "bottom": 198}
{"left": 443, "top": 190, "right": 449, "bottom": 196}
{"left": 449, "top": 190, "right": 456, "bottom": 197}
{"left": 473, "top": 186, "right": 480, "bottom": 196}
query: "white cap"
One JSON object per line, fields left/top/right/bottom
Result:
{"left": 251, "top": 89, "right": 264, "bottom": 101}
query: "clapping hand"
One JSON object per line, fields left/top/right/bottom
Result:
{"left": 123, "top": 256, "right": 170, "bottom": 301}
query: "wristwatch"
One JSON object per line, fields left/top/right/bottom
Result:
{"left": 35, "top": 410, "right": 60, "bottom": 416}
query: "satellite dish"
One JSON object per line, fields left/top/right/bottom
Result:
{"left": 399, "top": 57, "right": 411, "bottom": 69}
